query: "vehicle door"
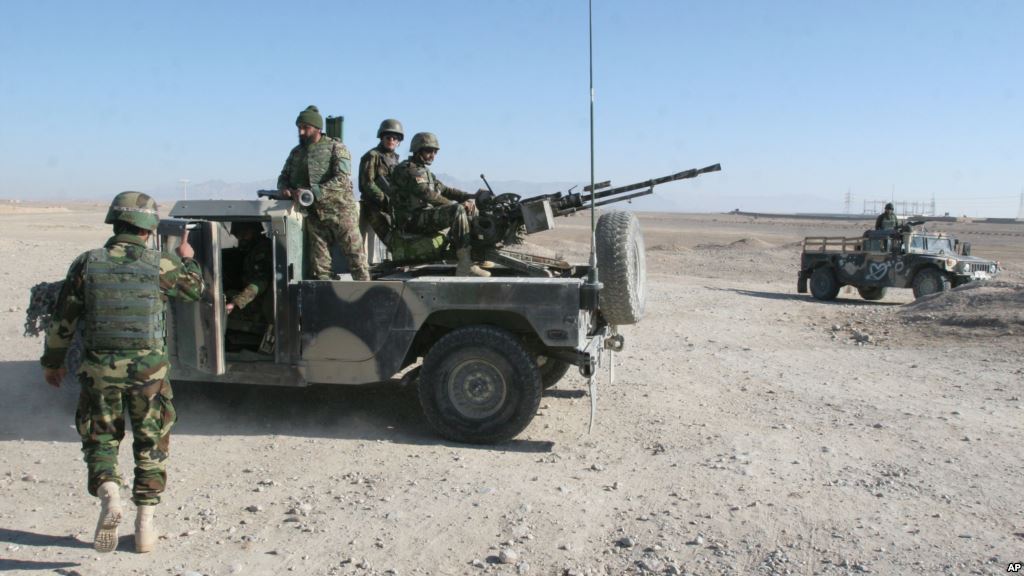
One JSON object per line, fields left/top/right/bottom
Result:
{"left": 158, "top": 219, "right": 226, "bottom": 375}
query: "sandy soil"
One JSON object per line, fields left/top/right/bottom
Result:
{"left": 1, "top": 207, "right": 1022, "bottom": 576}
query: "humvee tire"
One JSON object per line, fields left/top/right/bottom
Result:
{"left": 809, "top": 267, "right": 840, "bottom": 301}
{"left": 537, "top": 355, "right": 572, "bottom": 389}
{"left": 912, "top": 267, "right": 951, "bottom": 299}
{"left": 418, "top": 325, "right": 542, "bottom": 444}
{"left": 596, "top": 211, "right": 646, "bottom": 325}
{"left": 857, "top": 286, "right": 887, "bottom": 301}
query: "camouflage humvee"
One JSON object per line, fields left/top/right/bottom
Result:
{"left": 798, "top": 221, "right": 1000, "bottom": 301}
{"left": 150, "top": 199, "right": 642, "bottom": 443}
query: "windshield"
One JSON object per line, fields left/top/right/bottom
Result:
{"left": 907, "top": 235, "right": 955, "bottom": 254}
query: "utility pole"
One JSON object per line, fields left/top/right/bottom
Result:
{"left": 1018, "top": 188, "right": 1023, "bottom": 220}
{"left": 179, "top": 179, "right": 190, "bottom": 201}
{"left": 844, "top": 188, "right": 851, "bottom": 214}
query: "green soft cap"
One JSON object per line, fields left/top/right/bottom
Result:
{"left": 296, "top": 105, "right": 324, "bottom": 130}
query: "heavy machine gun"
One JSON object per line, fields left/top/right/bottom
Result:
{"left": 473, "top": 163, "right": 721, "bottom": 247}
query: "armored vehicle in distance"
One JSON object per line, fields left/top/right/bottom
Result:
{"left": 798, "top": 221, "right": 1000, "bottom": 301}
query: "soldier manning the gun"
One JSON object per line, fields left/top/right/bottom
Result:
{"left": 390, "top": 132, "right": 490, "bottom": 277}
{"left": 278, "top": 105, "right": 370, "bottom": 281}
{"left": 358, "top": 118, "right": 403, "bottom": 260}
{"left": 876, "top": 202, "right": 899, "bottom": 231}
{"left": 40, "top": 192, "right": 205, "bottom": 554}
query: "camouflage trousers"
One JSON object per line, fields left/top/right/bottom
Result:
{"left": 408, "top": 203, "right": 474, "bottom": 250}
{"left": 307, "top": 195, "right": 370, "bottom": 281}
{"left": 75, "top": 375, "right": 176, "bottom": 506}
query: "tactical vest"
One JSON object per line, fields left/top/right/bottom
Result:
{"left": 82, "top": 248, "right": 164, "bottom": 351}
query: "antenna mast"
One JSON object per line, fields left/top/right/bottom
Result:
{"left": 587, "top": 0, "right": 597, "bottom": 273}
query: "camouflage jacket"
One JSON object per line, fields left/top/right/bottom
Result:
{"left": 40, "top": 234, "right": 205, "bottom": 385}
{"left": 231, "top": 239, "right": 272, "bottom": 310}
{"left": 390, "top": 157, "right": 473, "bottom": 229}
{"left": 358, "top": 145, "right": 399, "bottom": 208}
{"left": 276, "top": 135, "right": 354, "bottom": 205}
{"left": 875, "top": 212, "right": 899, "bottom": 230}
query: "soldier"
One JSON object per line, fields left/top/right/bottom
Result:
{"left": 225, "top": 221, "right": 273, "bottom": 351}
{"left": 40, "top": 192, "right": 204, "bottom": 554}
{"left": 358, "top": 118, "right": 403, "bottom": 260}
{"left": 390, "top": 132, "right": 490, "bottom": 277}
{"left": 875, "top": 202, "right": 899, "bottom": 230}
{"left": 277, "top": 105, "right": 370, "bottom": 281}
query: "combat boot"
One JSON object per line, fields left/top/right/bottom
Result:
{"left": 135, "top": 505, "right": 157, "bottom": 553}
{"left": 455, "top": 248, "right": 490, "bottom": 277}
{"left": 93, "top": 481, "right": 122, "bottom": 553}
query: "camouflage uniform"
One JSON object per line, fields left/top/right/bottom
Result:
{"left": 358, "top": 144, "right": 399, "bottom": 243}
{"left": 226, "top": 235, "right": 273, "bottom": 346}
{"left": 40, "top": 234, "right": 204, "bottom": 505}
{"left": 390, "top": 156, "right": 476, "bottom": 250}
{"left": 875, "top": 211, "right": 899, "bottom": 230}
{"left": 229, "top": 237, "right": 272, "bottom": 313}
{"left": 277, "top": 136, "right": 370, "bottom": 280}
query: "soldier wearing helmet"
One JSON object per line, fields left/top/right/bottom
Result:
{"left": 875, "top": 202, "right": 899, "bottom": 231}
{"left": 40, "top": 191, "right": 204, "bottom": 554}
{"left": 277, "top": 105, "right": 370, "bottom": 281}
{"left": 358, "top": 118, "right": 404, "bottom": 261}
{"left": 390, "top": 132, "right": 490, "bottom": 277}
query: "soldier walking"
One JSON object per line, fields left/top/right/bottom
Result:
{"left": 277, "top": 105, "right": 370, "bottom": 280}
{"left": 40, "top": 192, "right": 205, "bottom": 553}
{"left": 358, "top": 118, "right": 404, "bottom": 261}
{"left": 390, "top": 132, "right": 490, "bottom": 277}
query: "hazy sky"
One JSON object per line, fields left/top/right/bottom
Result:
{"left": 1, "top": 1, "right": 1021, "bottom": 216}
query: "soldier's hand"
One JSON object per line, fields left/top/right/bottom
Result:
{"left": 176, "top": 230, "right": 195, "bottom": 260}
{"left": 462, "top": 199, "right": 477, "bottom": 216}
{"left": 43, "top": 367, "right": 66, "bottom": 388}
{"left": 280, "top": 188, "right": 294, "bottom": 199}
{"left": 225, "top": 302, "right": 235, "bottom": 314}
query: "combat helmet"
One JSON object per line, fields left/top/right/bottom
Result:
{"left": 105, "top": 191, "right": 159, "bottom": 231}
{"left": 377, "top": 118, "right": 404, "bottom": 140}
{"left": 410, "top": 132, "right": 440, "bottom": 154}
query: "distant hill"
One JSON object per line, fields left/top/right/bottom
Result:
{"left": 42, "top": 174, "right": 838, "bottom": 215}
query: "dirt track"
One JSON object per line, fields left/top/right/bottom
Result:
{"left": 1, "top": 207, "right": 1022, "bottom": 575}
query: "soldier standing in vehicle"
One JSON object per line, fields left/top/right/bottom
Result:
{"left": 875, "top": 202, "right": 899, "bottom": 230}
{"left": 358, "top": 118, "right": 403, "bottom": 261}
{"left": 40, "top": 191, "right": 205, "bottom": 554}
{"left": 277, "top": 105, "right": 370, "bottom": 281}
{"left": 390, "top": 132, "right": 489, "bottom": 277}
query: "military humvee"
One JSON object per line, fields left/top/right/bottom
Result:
{"left": 798, "top": 221, "right": 1000, "bottom": 301}
{"left": 155, "top": 199, "right": 644, "bottom": 444}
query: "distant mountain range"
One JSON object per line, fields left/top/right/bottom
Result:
{"left": 132, "top": 174, "right": 841, "bottom": 215}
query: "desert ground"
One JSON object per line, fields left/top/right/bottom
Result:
{"left": 1, "top": 203, "right": 1022, "bottom": 576}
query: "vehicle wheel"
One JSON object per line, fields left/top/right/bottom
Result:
{"left": 537, "top": 355, "right": 572, "bottom": 389}
{"left": 809, "top": 267, "right": 840, "bottom": 301}
{"left": 418, "top": 325, "right": 542, "bottom": 444}
{"left": 857, "top": 286, "right": 887, "bottom": 301}
{"left": 596, "top": 210, "right": 646, "bottom": 325}
{"left": 912, "top": 267, "right": 951, "bottom": 298}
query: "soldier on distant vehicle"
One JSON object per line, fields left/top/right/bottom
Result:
{"left": 277, "top": 105, "right": 370, "bottom": 281}
{"left": 390, "top": 132, "right": 490, "bottom": 277}
{"left": 40, "top": 191, "right": 204, "bottom": 554}
{"left": 358, "top": 118, "right": 403, "bottom": 259}
{"left": 875, "top": 202, "right": 899, "bottom": 231}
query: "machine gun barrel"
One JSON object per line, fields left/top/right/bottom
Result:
{"left": 583, "top": 163, "right": 720, "bottom": 203}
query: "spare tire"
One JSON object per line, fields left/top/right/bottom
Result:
{"left": 596, "top": 211, "right": 646, "bottom": 325}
